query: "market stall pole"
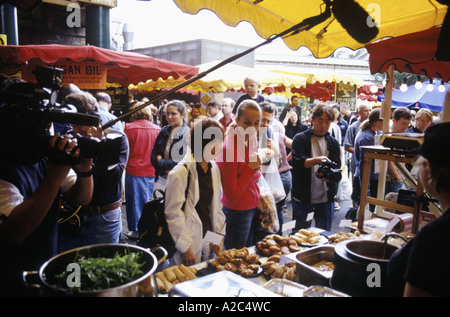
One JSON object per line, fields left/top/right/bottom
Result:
{"left": 375, "top": 65, "right": 395, "bottom": 217}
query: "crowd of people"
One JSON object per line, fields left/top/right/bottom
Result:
{"left": 1, "top": 74, "right": 449, "bottom": 297}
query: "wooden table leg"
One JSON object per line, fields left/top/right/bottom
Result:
{"left": 412, "top": 179, "right": 424, "bottom": 234}
{"left": 358, "top": 154, "right": 372, "bottom": 231}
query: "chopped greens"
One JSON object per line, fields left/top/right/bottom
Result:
{"left": 53, "top": 251, "right": 145, "bottom": 292}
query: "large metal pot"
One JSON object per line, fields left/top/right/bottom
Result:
{"left": 23, "top": 244, "right": 167, "bottom": 297}
{"left": 331, "top": 240, "right": 398, "bottom": 297}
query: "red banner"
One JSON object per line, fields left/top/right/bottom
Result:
{"left": 23, "top": 60, "right": 107, "bottom": 89}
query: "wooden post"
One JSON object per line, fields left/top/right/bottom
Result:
{"left": 375, "top": 65, "right": 394, "bottom": 216}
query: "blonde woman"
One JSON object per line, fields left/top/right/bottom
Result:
{"left": 410, "top": 108, "right": 433, "bottom": 133}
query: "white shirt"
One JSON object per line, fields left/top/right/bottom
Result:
{"left": 0, "top": 170, "right": 76, "bottom": 221}
{"left": 310, "top": 135, "right": 329, "bottom": 204}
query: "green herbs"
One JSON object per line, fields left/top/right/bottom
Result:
{"left": 53, "top": 251, "right": 145, "bottom": 292}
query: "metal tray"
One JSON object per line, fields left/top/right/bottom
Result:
{"left": 303, "top": 285, "right": 350, "bottom": 297}
{"left": 168, "top": 270, "right": 280, "bottom": 297}
{"left": 287, "top": 245, "right": 335, "bottom": 286}
{"left": 263, "top": 278, "right": 307, "bottom": 297}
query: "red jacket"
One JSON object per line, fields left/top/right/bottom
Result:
{"left": 124, "top": 120, "right": 160, "bottom": 177}
{"left": 217, "top": 132, "right": 261, "bottom": 210}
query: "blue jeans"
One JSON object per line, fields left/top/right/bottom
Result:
{"left": 125, "top": 173, "right": 155, "bottom": 232}
{"left": 279, "top": 170, "right": 292, "bottom": 199}
{"left": 292, "top": 198, "right": 334, "bottom": 231}
{"left": 223, "top": 206, "right": 257, "bottom": 250}
{"left": 59, "top": 208, "right": 122, "bottom": 252}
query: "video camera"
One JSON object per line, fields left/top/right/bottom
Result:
{"left": 0, "top": 66, "right": 122, "bottom": 166}
{"left": 315, "top": 159, "right": 342, "bottom": 183}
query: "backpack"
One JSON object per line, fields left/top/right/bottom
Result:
{"left": 137, "top": 164, "right": 190, "bottom": 258}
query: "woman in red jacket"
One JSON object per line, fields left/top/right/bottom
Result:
{"left": 217, "top": 100, "right": 262, "bottom": 249}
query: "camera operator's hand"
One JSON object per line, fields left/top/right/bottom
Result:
{"left": 47, "top": 133, "right": 81, "bottom": 166}
{"left": 48, "top": 133, "right": 90, "bottom": 179}
{"left": 85, "top": 126, "right": 103, "bottom": 139}
{"left": 304, "top": 156, "right": 330, "bottom": 169}
{"left": 47, "top": 133, "right": 77, "bottom": 182}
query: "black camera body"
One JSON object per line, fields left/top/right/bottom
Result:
{"left": 0, "top": 66, "right": 121, "bottom": 166}
{"left": 315, "top": 159, "right": 342, "bottom": 183}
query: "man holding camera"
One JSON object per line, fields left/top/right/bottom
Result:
{"left": 291, "top": 104, "right": 341, "bottom": 231}
{"left": 0, "top": 78, "right": 95, "bottom": 295}
{"left": 58, "top": 92, "right": 129, "bottom": 252}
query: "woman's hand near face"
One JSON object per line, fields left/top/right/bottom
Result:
{"left": 247, "top": 152, "right": 262, "bottom": 171}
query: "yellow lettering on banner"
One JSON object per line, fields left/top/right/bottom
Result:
{"left": 26, "top": 61, "right": 107, "bottom": 89}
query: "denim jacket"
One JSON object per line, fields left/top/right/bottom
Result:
{"left": 150, "top": 124, "right": 189, "bottom": 179}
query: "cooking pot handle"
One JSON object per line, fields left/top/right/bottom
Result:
{"left": 150, "top": 246, "right": 168, "bottom": 265}
{"left": 22, "top": 271, "right": 42, "bottom": 289}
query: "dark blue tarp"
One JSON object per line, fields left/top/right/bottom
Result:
{"left": 378, "top": 79, "right": 450, "bottom": 112}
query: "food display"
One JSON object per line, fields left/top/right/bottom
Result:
{"left": 261, "top": 257, "right": 296, "bottom": 281}
{"left": 154, "top": 227, "right": 366, "bottom": 296}
{"left": 256, "top": 234, "right": 303, "bottom": 257}
{"left": 210, "top": 247, "right": 261, "bottom": 277}
{"left": 328, "top": 231, "right": 360, "bottom": 244}
{"left": 311, "top": 260, "right": 335, "bottom": 272}
{"left": 291, "top": 229, "right": 326, "bottom": 246}
{"left": 156, "top": 264, "right": 198, "bottom": 293}
{"left": 53, "top": 251, "right": 145, "bottom": 292}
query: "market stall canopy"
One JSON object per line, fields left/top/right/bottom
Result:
{"left": 366, "top": 26, "right": 450, "bottom": 81}
{"left": 132, "top": 60, "right": 307, "bottom": 93}
{"left": 377, "top": 79, "right": 450, "bottom": 112}
{"left": 265, "top": 69, "right": 364, "bottom": 101}
{"left": 356, "top": 82, "right": 385, "bottom": 102}
{"left": 173, "top": 0, "right": 448, "bottom": 58}
{"left": 0, "top": 44, "right": 199, "bottom": 88}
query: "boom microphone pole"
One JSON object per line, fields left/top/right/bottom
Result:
{"left": 102, "top": 0, "right": 378, "bottom": 130}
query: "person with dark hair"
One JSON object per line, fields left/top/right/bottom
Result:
{"left": 189, "top": 105, "right": 201, "bottom": 127}
{"left": 388, "top": 122, "right": 450, "bottom": 296}
{"left": 58, "top": 92, "right": 129, "bottom": 251}
{"left": 206, "top": 100, "right": 224, "bottom": 121}
{"left": 94, "top": 92, "right": 123, "bottom": 132}
{"left": 331, "top": 103, "right": 348, "bottom": 146}
{"left": 165, "top": 118, "right": 226, "bottom": 266}
{"left": 279, "top": 95, "right": 303, "bottom": 127}
{"left": 386, "top": 107, "right": 414, "bottom": 194}
{"left": 291, "top": 103, "right": 341, "bottom": 231}
{"left": 353, "top": 108, "right": 384, "bottom": 211}
{"left": 0, "top": 83, "right": 94, "bottom": 295}
{"left": 258, "top": 102, "right": 293, "bottom": 236}
{"left": 54, "top": 83, "right": 82, "bottom": 135}
{"left": 151, "top": 100, "right": 189, "bottom": 187}
{"left": 391, "top": 106, "right": 413, "bottom": 133}
{"left": 282, "top": 106, "right": 308, "bottom": 144}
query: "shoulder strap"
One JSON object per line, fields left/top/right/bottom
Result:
{"left": 181, "top": 163, "right": 191, "bottom": 210}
